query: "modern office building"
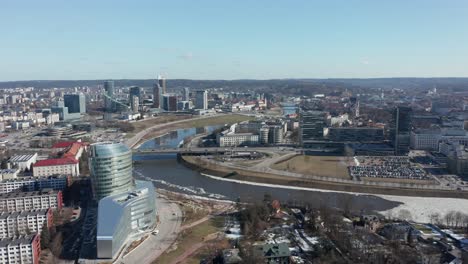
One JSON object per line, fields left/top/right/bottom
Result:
{"left": 162, "top": 94, "right": 178, "bottom": 111}
{"left": 129, "top": 86, "right": 142, "bottom": 104}
{"left": 217, "top": 132, "right": 259, "bottom": 147}
{"left": 158, "top": 75, "right": 166, "bottom": 94}
{"left": 0, "top": 190, "right": 63, "bottom": 212}
{"left": 51, "top": 100, "right": 81, "bottom": 121}
{"left": 130, "top": 95, "right": 139, "bottom": 113}
{"left": 89, "top": 142, "right": 134, "bottom": 200}
{"left": 327, "top": 127, "right": 385, "bottom": 142}
{"left": 0, "top": 234, "right": 41, "bottom": 264}
{"left": 90, "top": 142, "right": 157, "bottom": 260}
{"left": 64, "top": 93, "right": 86, "bottom": 114}
{"left": 391, "top": 106, "right": 413, "bottom": 155}
{"left": 153, "top": 79, "right": 163, "bottom": 108}
{"left": 104, "top": 81, "right": 115, "bottom": 112}
{"left": 96, "top": 180, "right": 157, "bottom": 259}
{"left": 183, "top": 87, "right": 190, "bottom": 101}
{"left": 0, "top": 209, "right": 52, "bottom": 238}
{"left": 300, "top": 111, "right": 327, "bottom": 147}
{"left": 195, "top": 90, "right": 208, "bottom": 110}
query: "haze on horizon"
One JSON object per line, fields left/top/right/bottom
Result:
{"left": 1, "top": 0, "right": 468, "bottom": 81}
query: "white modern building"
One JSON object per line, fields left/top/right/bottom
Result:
{"left": 217, "top": 132, "right": 259, "bottom": 147}
{"left": 0, "top": 209, "right": 52, "bottom": 238}
{"left": 0, "top": 234, "right": 41, "bottom": 264}
{"left": 0, "top": 169, "right": 19, "bottom": 180}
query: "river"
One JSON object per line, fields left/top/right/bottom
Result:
{"left": 133, "top": 125, "right": 400, "bottom": 213}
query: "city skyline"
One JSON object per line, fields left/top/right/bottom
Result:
{"left": 1, "top": 0, "right": 468, "bottom": 81}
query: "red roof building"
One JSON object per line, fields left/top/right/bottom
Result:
{"left": 33, "top": 158, "right": 79, "bottom": 177}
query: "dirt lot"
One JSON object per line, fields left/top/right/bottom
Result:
{"left": 271, "top": 155, "right": 352, "bottom": 179}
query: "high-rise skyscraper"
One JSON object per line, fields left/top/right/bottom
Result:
{"left": 130, "top": 95, "right": 139, "bottom": 113}
{"left": 195, "top": 90, "right": 208, "bottom": 110}
{"left": 64, "top": 93, "right": 86, "bottom": 114}
{"left": 158, "top": 75, "right": 166, "bottom": 94}
{"left": 391, "top": 106, "right": 413, "bottom": 155}
{"left": 153, "top": 82, "right": 163, "bottom": 108}
{"left": 90, "top": 142, "right": 157, "bottom": 260}
{"left": 183, "top": 87, "right": 190, "bottom": 101}
{"left": 129, "top": 86, "right": 142, "bottom": 103}
{"left": 104, "top": 81, "right": 115, "bottom": 112}
{"left": 299, "top": 110, "right": 327, "bottom": 147}
{"left": 89, "top": 142, "right": 134, "bottom": 200}
{"left": 162, "top": 94, "right": 178, "bottom": 111}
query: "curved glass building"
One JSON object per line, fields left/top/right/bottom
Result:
{"left": 89, "top": 142, "right": 134, "bottom": 200}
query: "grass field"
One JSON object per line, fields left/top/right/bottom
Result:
{"left": 271, "top": 155, "right": 351, "bottom": 179}
{"left": 131, "top": 115, "right": 192, "bottom": 131}
{"left": 153, "top": 216, "right": 224, "bottom": 264}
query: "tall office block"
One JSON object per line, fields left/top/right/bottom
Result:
{"left": 89, "top": 142, "right": 134, "bottom": 200}
{"left": 158, "top": 75, "right": 166, "bottom": 94}
{"left": 130, "top": 95, "right": 139, "bottom": 113}
{"left": 104, "top": 81, "right": 115, "bottom": 112}
{"left": 153, "top": 81, "right": 163, "bottom": 108}
{"left": 129, "top": 86, "right": 142, "bottom": 103}
{"left": 300, "top": 111, "right": 327, "bottom": 147}
{"left": 195, "top": 90, "right": 208, "bottom": 110}
{"left": 391, "top": 106, "right": 413, "bottom": 155}
{"left": 64, "top": 93, "right": 86, "bottom": 114}
{"left": 183, "top": 87, "right": 190, "bottom": 101}
{"left": 162, "top": 94, "right": 178, "bottom": 111}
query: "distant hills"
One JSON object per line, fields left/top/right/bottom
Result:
{"left": 1, "top": 78, "right": 468, "bottom": 91}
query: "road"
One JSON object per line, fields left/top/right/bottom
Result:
{"left": 120, "top": 194, "right": 182, "bottom": 264}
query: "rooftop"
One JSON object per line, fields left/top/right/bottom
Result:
{"left": 0, "top": 234, "right": 37, "bottom": 247}
{"left": 0, "top": 189, "right": 59, "bottom": 199}
{"left": 34, "top": 157, "right": 78, "bottom": 167}
{"left": 9, "top": 154, "right": 37, "bottom": 163}
{"left": 0, "top": 208, "right": 49, "bottom": 219}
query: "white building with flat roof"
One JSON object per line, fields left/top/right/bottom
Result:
{"left": 9, "top": 154, "right": 37, "bottom": 172}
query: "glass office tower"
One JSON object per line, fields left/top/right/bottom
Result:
{"left": 89, "top": 142, "right": 134, "bottom": 200}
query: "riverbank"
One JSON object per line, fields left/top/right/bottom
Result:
{"left": 181, "top": 156, "right": 468, "bottom": 199}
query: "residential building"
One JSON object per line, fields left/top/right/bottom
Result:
{"left": 195, "top": 90, "right": 208, "bottom": 110}
{"left": 89, "top": 142, "right": 134, "bottom": 200}
{"left": 0, "top": 190, "right": 63, "bottom": 212}
{"left": 0, "top": 234, "right": 41, "bottom": 264}
{"left": 32, "top": 158, "right": 79, "bottom": 177}
{"left": 0, "top": 169, "right": 19, "bottom": 181}
{"left": 0, "top": 209, "right": 52, "bottom": 238}
{"left": 254, "top": 243, "right": 291, "bottom": 264}
{"left": 0, "top": 175, "right": 70, "bottom": 194}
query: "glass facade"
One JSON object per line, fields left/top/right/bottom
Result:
{"left": 89, "top": 142, "right": 134, "bottom": 200}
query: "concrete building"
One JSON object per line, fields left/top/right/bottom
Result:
{"left": 89, "top": 142, "right": 134, "bottom": 200}
{"left": 130, "top": 95, "right": 139, "bottom": 113}
{"left": 0, "top": 190, "right": 63, "bottom": 212}
{"left": 153, "top": 78, "right": 163, "bottom": 108}
{"left": 195, "top": 90, "right": 208, "bottom": 110}
{"left": 0, "top": 209, "right": 52, "bottom": 238}
{"left": 0, "top": 175, "right": 70, "bottom": 194}
{"left": 158, "top": 75, "right": 166, "bottom": 94}
{"left": 96, "top": 181, "right": 156, "bottom": 259}
{"left": 9, "top": 154, "right": 38, "bottom": 172}
{"left": 129, "top": 86, "right": 142, "bottom": 104}
{"left": 32, "top": 158, "right": 79, "bottom": 177}
{"left": 0, "top": 234, "right": 41, "bottom": 264}
{"left": 259, "top": 126, "right": 269, "bottom": 144}
{"left": 0, "top": 169, "right": 19, "bottom": 181}
{"left": 64, "top": 93, "right": 86, "bottom": 114}
{"left": 268, "top": 125, "right": 284, "bottom": 144}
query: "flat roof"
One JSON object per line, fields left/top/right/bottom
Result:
{"left": 9, "top": 154, "right": 37, "bottom": 163}
{"left": 0, "top": 190, "right": 59, "bottom": 199}
{"left": 0, "top": 209, "right": 49, "bottom": 219}
{"left": 0, "top": 235, "right": 37, "bottom": 247}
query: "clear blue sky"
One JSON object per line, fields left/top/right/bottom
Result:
{"left": 1, "top": 0, "right": 467, "bottom": 81}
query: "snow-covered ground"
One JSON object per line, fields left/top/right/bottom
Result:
{"left": 201, "top": 173, "right": 468, "bottom": 223}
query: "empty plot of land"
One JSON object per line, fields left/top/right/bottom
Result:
{"left": 272, "top": 155, "right": 351, "bottom": 179}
